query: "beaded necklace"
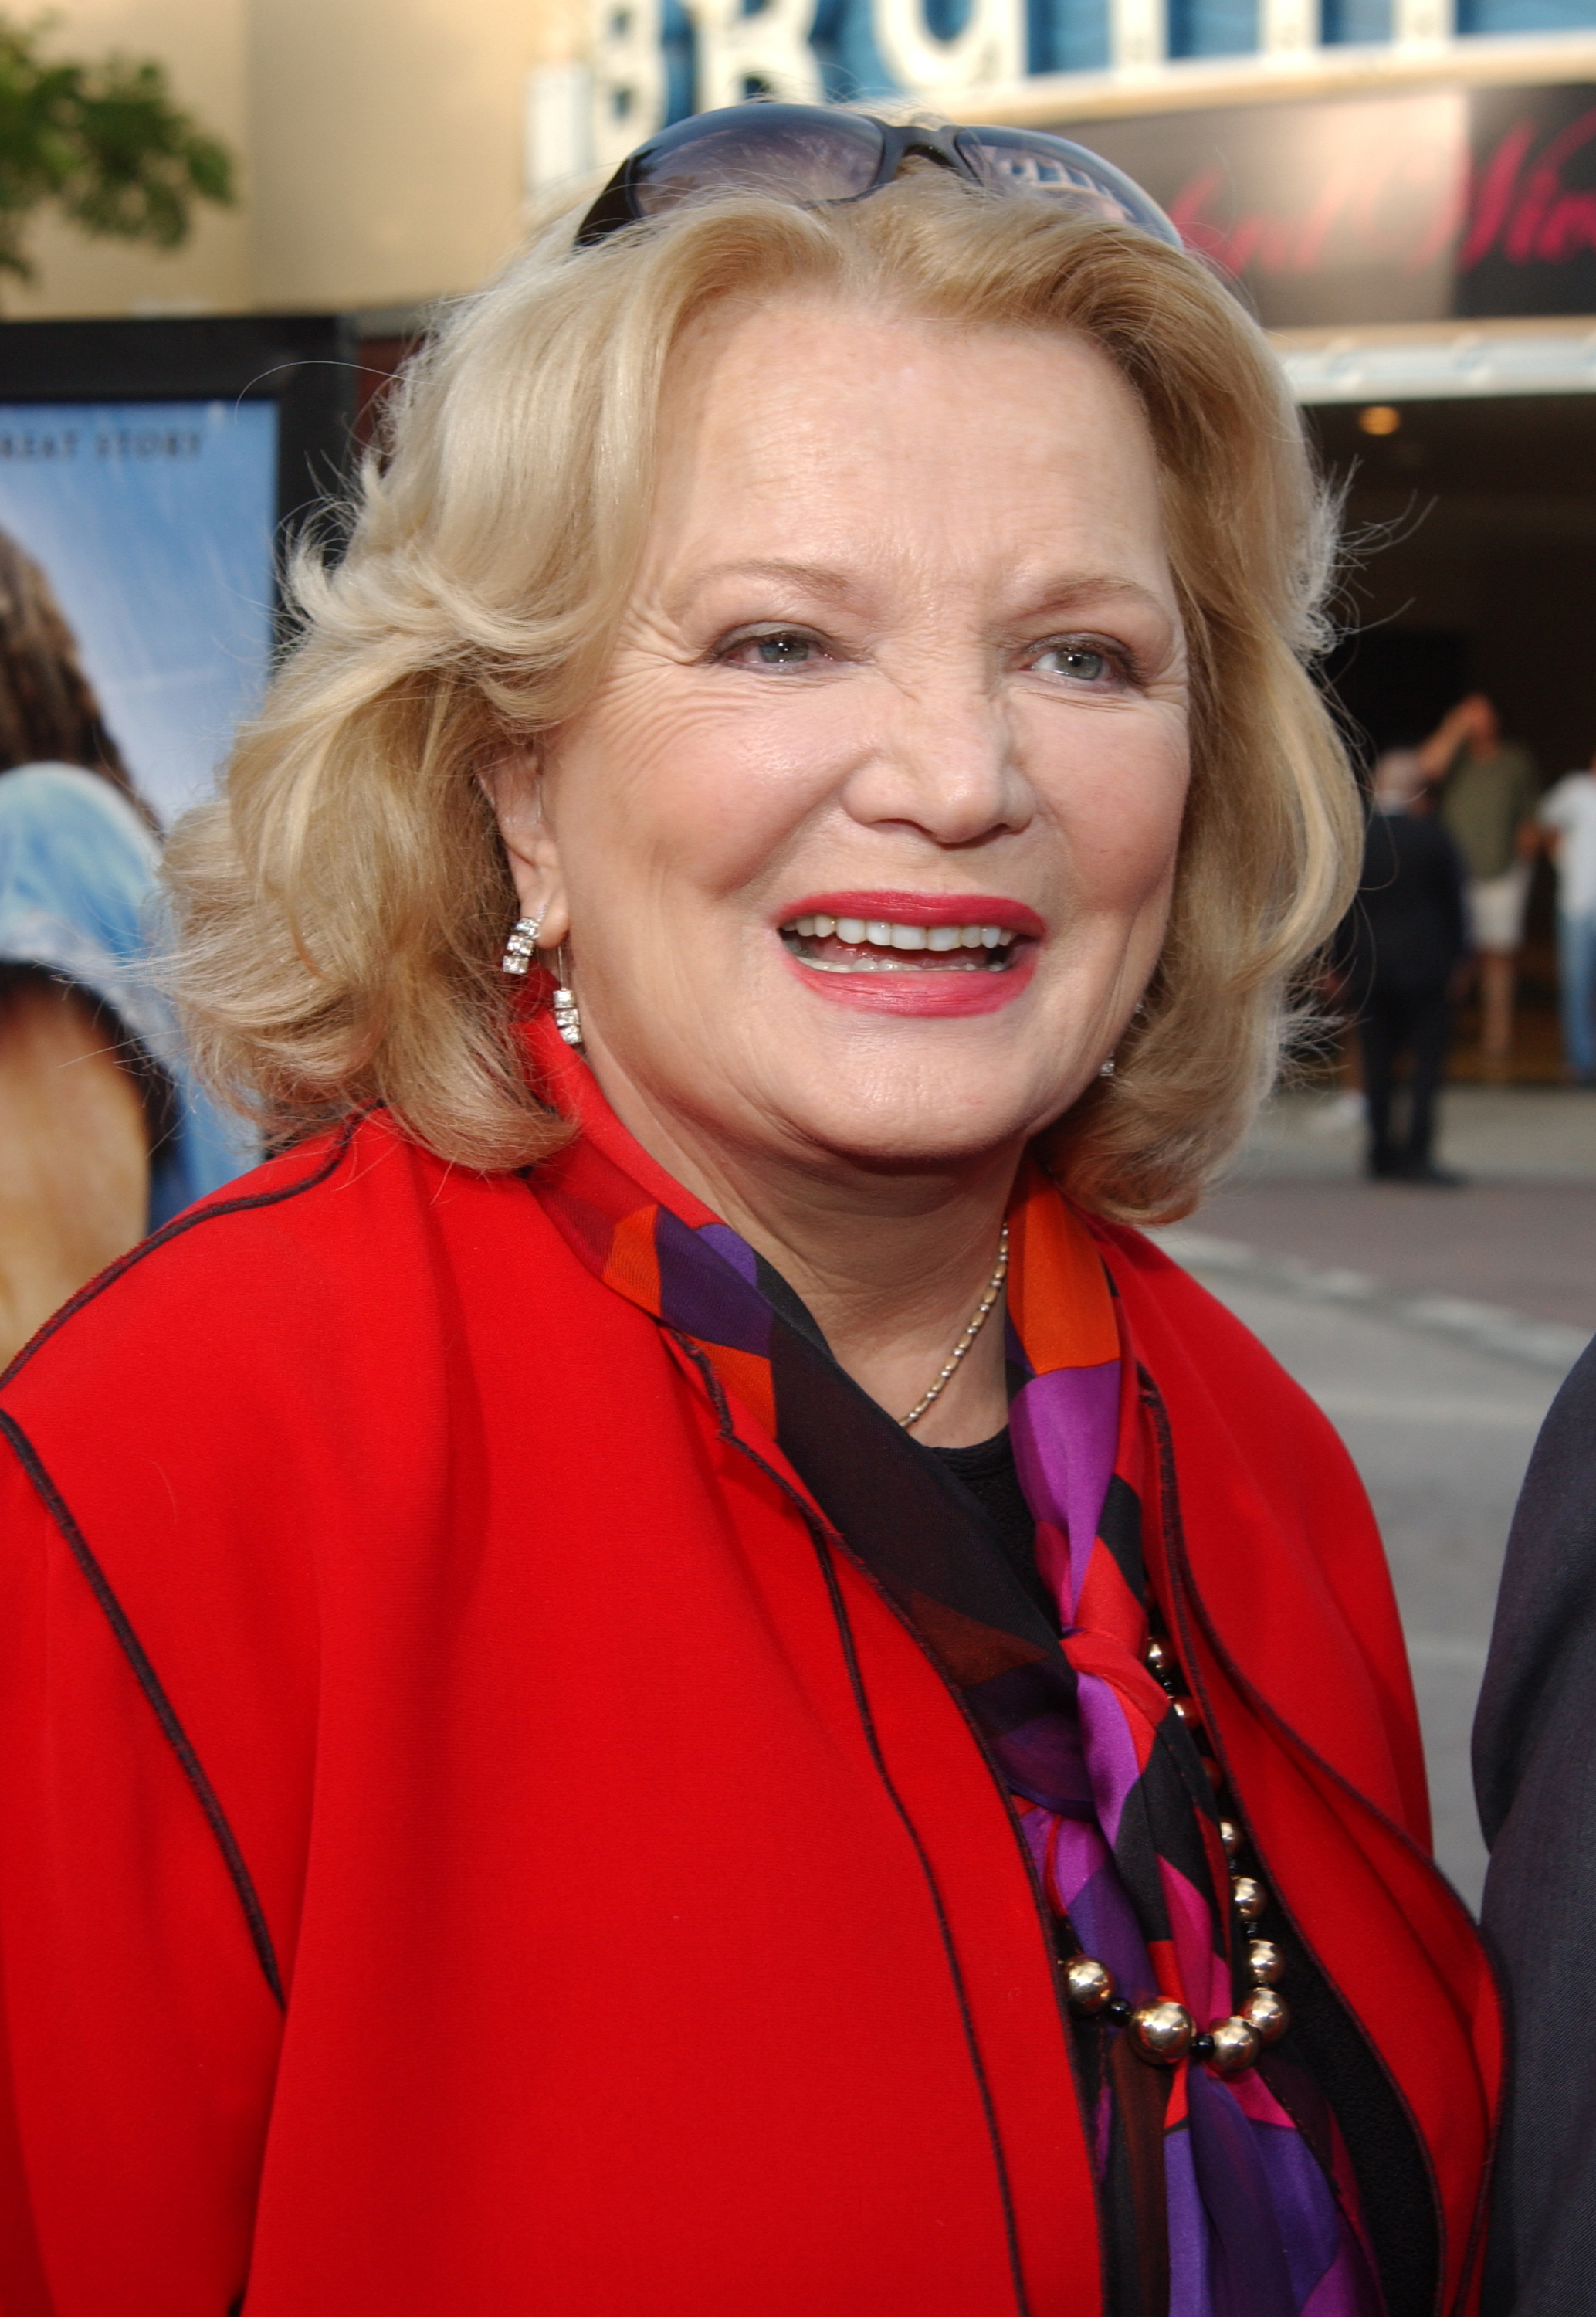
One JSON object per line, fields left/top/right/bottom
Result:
{"left": 1059, "top": 1624, "right": 1289, "bottom": 2067}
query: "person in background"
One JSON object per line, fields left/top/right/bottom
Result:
{"left": 0, "top": 528, "right": 246, "bottom": 1364}
{"left": 1537, "top": 748, "right": 1596, "bottom": 1086}
{"left": 1473, "top": 1332, "right": 1596, "bottom": 2313}
{"left": 1418, "top": 694, "right": 1539, "bottom": 1075}
{"left": 1342, "top": 747, "right": 1469, "bottom": 1184}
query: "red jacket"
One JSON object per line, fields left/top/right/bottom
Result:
{"left": 0, "top": 1115, "right": 1499, "bottom": 2316}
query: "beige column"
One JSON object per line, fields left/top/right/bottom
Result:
{"left": 5, "top": 0, "right": 597, "bottom": 316}
{"left": 246, "top": 0, "right": 552, "bottom": 310}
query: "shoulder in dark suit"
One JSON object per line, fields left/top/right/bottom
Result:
{"left": 1474, "top": 1334, "right": 1596, "bottom": 2312}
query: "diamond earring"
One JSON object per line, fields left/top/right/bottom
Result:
{"left": 552, "top": 945, "right": 583, "bottom": 1049}
{"left": 500, "top": 914, "right": 542, "bottom": 976}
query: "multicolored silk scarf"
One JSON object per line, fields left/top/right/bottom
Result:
{"left": 527, "top": 1016, "right": 1381, "bottom": 2317}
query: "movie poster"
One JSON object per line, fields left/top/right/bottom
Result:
{"left": 0, "top": 398, "right": 278, "bottom": 826}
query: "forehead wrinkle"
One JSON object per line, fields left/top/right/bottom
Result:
{"left": 657, "top": 558, "right": 869, "bottom": 625}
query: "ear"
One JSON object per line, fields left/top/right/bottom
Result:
{"left": 482, "top": 754, "right": 570, "bottom": 945}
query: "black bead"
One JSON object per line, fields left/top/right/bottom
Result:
{"left": 1105, "top": 1997, "right": 1133, "bottom": 2025}
{"left": 1193, "top": 2033, "right": 1215, "bottom": 2058}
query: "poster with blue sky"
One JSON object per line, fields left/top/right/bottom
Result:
{"left": 0, "top": 399, "right": 277, "bottom": 826}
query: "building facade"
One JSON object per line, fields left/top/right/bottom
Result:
{"left": 15, "top": 0, "right": 1596, "bottom": 327}
{"left": 16, "top": 0, "right": 1596, "bottom": 789}
{"left": 5, "top": 0, "right": 583, "bottom": 321}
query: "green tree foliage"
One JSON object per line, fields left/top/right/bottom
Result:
{"left": 0, "top": 14, "right": 236, "bottom": 285}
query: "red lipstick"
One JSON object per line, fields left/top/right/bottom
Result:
{"left": 786, "top": 948, "right": 1039, "bottom": 1017}
{"left": 775, "top": 891, "right": 1045, "bottom": 937}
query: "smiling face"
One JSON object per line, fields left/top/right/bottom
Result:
{"left": 495, "top": 295, "right": 1191, "bottom": 1204}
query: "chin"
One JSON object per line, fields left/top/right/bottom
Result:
{"left": 778, "top": 1069, "right": 1062, "bottom": 1175}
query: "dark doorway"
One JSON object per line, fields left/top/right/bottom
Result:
{"left": 1307, "top": 392, "right": 1596, "bottom": 781}
{"left": 1307, "top": 390, "right": 1596, "bottom": 1080}
{"left": 1323, "top": 628, "right": 1472, "bottom": 762}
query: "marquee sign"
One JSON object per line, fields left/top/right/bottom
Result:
{"left": 1037, "top": 82, "right": 1596, "bottom": 324}
{"left": 586, "top": 0, "right": 1028, "bottom": 175}
{"left": 568, "top": 0, "right": 1596, "bottom": 326}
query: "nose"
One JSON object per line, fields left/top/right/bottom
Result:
{"left": 842, "top": 667, "right": 1034, "bottom": 847}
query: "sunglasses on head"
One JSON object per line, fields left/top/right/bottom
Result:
{"left": 575, "top": 102, "right": 1181, "bottom": 250}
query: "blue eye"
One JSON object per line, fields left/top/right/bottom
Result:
{"left": 1036, "top": 643, "right": 1110, "bottom": 683}
{"left": 717, "top": 626, "right": 828, "bottom": 671}
{"left": 752, "top": 633, "right": 814, "bottom": 667}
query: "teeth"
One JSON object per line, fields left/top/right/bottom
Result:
{"left": 778, "top": 912, "right": 1022, "bottom": 952}
{"left": 797, "top": 954, "right": 985, "bottom": 974}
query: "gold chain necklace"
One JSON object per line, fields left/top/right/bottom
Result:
{"left": 897, "top": 1223, "right": 1011, "bottom": 1432}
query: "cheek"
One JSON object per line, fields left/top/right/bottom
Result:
{"left": 554, "top": 684, "right": 840, "bottom": 910}
{"left": 546, "top": 711, "right": 723, "bottom": 913}
{"left": 1034, "top": 714, "right": 1188, "bottom": 915}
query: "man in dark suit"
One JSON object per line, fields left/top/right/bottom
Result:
{"left": 1343, "top": 749, "right": 1470, "bottom": 1186}
{"left": 1474, "top": 1336, "right": 1596, "bottom": 2313}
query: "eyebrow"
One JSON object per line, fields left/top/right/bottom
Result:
{"left": 1019, "top": 573, "right": 1175, "bottom": 627}
{"left": 662, "top": 559, "right": 861, "bottom": 620}
{"left": 666, "top": 560, "right": 1175, "bottom": 626}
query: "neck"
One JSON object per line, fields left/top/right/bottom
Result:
{"left": 587, "top": 1061, "right": 1021, "bottom": 1449}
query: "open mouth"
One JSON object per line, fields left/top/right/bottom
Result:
{"left": 778, "top": 912, "right": 1026, "bottom": 975}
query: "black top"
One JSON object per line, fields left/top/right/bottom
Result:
{"left": 927, "top": 1426, "right": 1059, "bottom": 1633}
{"left": 1340, "top": 808, "right": 1470, "bottom": 999}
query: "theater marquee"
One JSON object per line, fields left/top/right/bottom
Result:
{"left": 1048, "top": 81, "right": 1596, "bottom": 326}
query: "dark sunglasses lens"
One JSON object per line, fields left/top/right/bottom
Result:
{"left": 953, "top": 127, "right": 1181, "bottom": 247}
{"left": 629, "top": 104, "right": 886, "bottom": 218}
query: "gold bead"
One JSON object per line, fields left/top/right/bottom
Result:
{"left": 1065, "top": 1956, "right": 1115, "bottom": 2015}
{"left": 1232, "top": 1874, "right": 1268, "bottom": 1922}
{"left": 1248, "top": 1938, "right": 1286, "bottom": 1987}
{"left": 1129, "top": 1999, "right": 1194, "bottom": 2063}
{"left": 1207, "top": 2014, "right": 1260, "bottom": 2074}
{"left": 1242, "top": 1987, "right": 1289, "bottom": 2044}
{"left": 1218, "top": 1818, "right": 1242, "bottom": 1857}
{"left": 1171, "top": 1697, "right": 1208, "bottom": 1748}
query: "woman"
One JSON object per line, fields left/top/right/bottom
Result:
{"left": 0, "top": 107, "right": 1498, "bottom": 2316}
{"left": 0, "top": 528, "right": 244, "bottom": 1362}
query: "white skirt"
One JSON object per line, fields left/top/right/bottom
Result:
{"left": 1467, "top": 860, "right": 1532, "bottom": 952}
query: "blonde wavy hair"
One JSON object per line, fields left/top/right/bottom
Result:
{"left": 166, "top": 163, "right": 1358, "bottom": 1221}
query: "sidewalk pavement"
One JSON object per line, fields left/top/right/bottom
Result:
{"left": 1242, "top": 1084, "right": 1596, "bottom": 1187}
{"left": 1196, "top": 1084, "right": 1596, "bottom": 1342}
{"left": 1147, "top": 1084, "right": 1594, "bottom": 1909}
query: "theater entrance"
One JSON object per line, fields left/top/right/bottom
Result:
{"left": 1308, "top": 388, "right": 1596, "bottom": 1081}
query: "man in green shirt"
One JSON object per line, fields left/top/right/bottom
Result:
{"left": 1419, "top": 694, "right": 1539, "bottom": 1070}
